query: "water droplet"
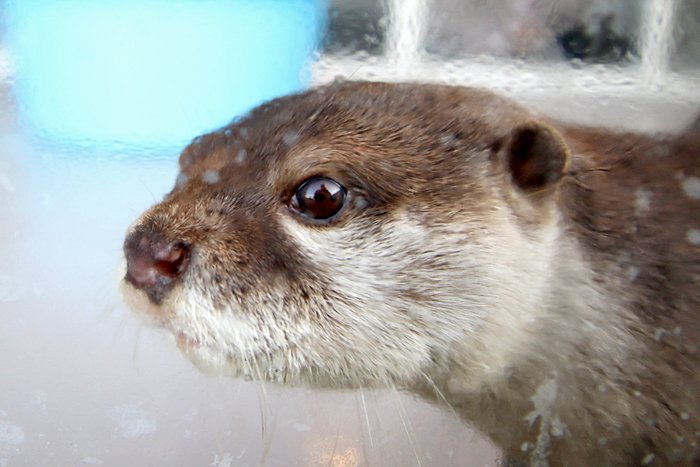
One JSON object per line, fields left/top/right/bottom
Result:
{"left": 82, "top": 458, "right": 104, "bottom": 465}
{"left": 681, "top": 176, "right": 700, "bottom": 199}
{"left": 235, "top": 149, "right": 247, "bottom": 165}
{"left": 175, "top": 172, "right": 189, "bottom": 188}
{"left": 210, "top": 453, "right": 234, "bottom": 467}
{"left": 550, "top": 416, "right": 566, "bottom": 438}
{"left": 282, "top": 130, "right": 300, "bottom": 147}
{"left": 686, "top": 229, "right": 700, "bottom": 245}
{"left": 202, "top": 170, "right": 220, "bottom": 184}
{"left": 110, "top": 405, "right": 157, "bottom": 439}
{"left": 0, "top": 419, "right": 25, "bottom": 445}
{"left": 292, "top": 423, "right": 310, "bottom": 432}
{"left": 634, "top": 187, "right": 652, "bottom": 215}
{"left": 627, "top": 266, "right": 640, "bottom": 281}
{"left": 654, "top": 328, "right": 668, "bottom": 341}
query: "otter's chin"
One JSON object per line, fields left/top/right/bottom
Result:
{"left": 174, "top": 330, "right": 201, "bottom": 351}
{"left": 173, "top": 340, "right": 247, "bottom": 379}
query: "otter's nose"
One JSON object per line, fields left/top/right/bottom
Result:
{"left": 124, "top": 230, "right": 190, "bottom": 304}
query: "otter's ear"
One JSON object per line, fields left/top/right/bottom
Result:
{"left": 502, "top": 122, "right": 570, "bottom": 192}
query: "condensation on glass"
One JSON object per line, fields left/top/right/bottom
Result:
{"left": 313, "top": 0, "right": 700, "bottom": 133}
{"left": 320, "top": 0, "right": 649, "bottom": 65}
{"left": 322, "top": 0, "right": 387, "bottom": 56}
{"left": 672, "top": 0, "right": 700, "bottom": 70}
{"left": 424, "top": 0, "right": 641, "bottom": 63}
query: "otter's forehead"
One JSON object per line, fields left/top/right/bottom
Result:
{"left": 173, "top": 82, "right": 526, "bottom": 212}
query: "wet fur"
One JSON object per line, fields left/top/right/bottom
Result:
{"left": 122, "top": 82, "right": 700, "bottom": 466}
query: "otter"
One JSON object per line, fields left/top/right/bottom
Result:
{"left": 121, "top": 81, "right": 699, "bottom": 466}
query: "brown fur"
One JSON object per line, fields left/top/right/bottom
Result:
{"left": 123, "top": 81, "right": 700, "bottom": 466}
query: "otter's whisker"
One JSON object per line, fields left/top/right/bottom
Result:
{"left": 391, "top": 383, "right": 423, "bottom": 467}
{"left": 359, "top": 388, "right": 375, "bottom": 449}
{"left": 419, "top": 370, "right": 459, "bottom": 418}
{"left": 251, "top": 357, "right": 274, "bottom": 466}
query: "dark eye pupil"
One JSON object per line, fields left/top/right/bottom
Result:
{"left": 295, "top": 178, "right": 346, "bottom": 220}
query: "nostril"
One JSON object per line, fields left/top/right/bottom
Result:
{"left": 153, "top": 242, "right": 190, "bottom": 277}
{"left": 124, "top": 231, "right": 191, "bottom": 303}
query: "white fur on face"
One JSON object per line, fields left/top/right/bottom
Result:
{"left": 125, "top": 191, "right": 636, "bottom": 406}
{"left": 269, "top": 204, "right": 565, "bottom": 388}
{"left": 155, "top": 251, "right": 331, "bottom": 384}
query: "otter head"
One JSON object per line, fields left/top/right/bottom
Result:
{"left": 122, "top": 81, "right": 570, "bottom": 391}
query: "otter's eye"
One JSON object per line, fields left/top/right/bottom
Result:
{"left": 292, "top": 177, "right": 346, "bottom": 220}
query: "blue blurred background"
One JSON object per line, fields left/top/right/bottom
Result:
{"left": 4, "top": 0, "right": 325, "bottom": 152}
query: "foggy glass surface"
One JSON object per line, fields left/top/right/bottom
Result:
{"left": 323, "top": 0, "right": 386, "bottom": 56}
{"left": 673, "top": 0, "right": 700, "bottom": 71}
{"left": 1, "top": 0, "right": 699, "bottom": 466}
{"left": 424, "top": 0, "right": 641, "bottom": 63}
